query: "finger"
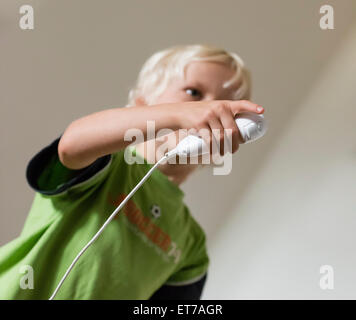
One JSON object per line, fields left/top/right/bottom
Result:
{"left": 208, "top": 117, "right": 225, "bottom": 156}
{"left": 197, "top": 124, "right": 212, "bottom": 157}
{"left": 227, "top": 100, "right": 264, "bottom": 117}
{"left": 219, "top": 107, "right": 241, "bottom": 152}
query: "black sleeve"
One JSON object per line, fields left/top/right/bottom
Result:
{"left": 26, "top": 136, "right": 112, "bottom": 196}
{"left": 149, "top": 273, "right": 207, "bottom": 300}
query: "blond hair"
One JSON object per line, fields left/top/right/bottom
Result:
{"left": 127, "top": 44, "right": 251, "bottom": 106}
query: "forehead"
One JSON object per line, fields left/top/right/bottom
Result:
{"left": 185, "top": 61, "right": 234, "bottom": 79}
{"left": 183, "top": 61, "right": 239, "bottom": 94}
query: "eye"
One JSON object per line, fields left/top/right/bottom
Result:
{"left": 185, "top": 88, "right": 202, "bottom": 99}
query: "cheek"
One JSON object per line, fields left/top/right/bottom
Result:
{"left": 153, "top": 85, "right": 188, "bottom": 104}
{"left": 154, "top": 91, "right": 182, "bottom": 104}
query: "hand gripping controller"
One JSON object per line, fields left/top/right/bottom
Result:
{"left": 166, "top": 112, "right": 267, "bottom": 157}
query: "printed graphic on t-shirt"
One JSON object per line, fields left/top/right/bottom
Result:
{"left": 108, "top": 193, "right": 181, "bottom": 264}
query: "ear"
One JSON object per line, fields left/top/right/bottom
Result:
{"left": 134, "top": 96, "right": 147, "bottom": 106}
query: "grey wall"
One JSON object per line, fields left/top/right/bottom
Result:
{"left": 1, "top": 0, "right": 355, "bottom": 299}
{"left": 202, "top": 23, "right": 356, "bottom": 299}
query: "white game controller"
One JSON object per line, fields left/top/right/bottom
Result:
{"left": 167, "top": 112, "right": 267, "bottom": 157}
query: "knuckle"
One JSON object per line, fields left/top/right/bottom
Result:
{"left": 203, "top": 109, "right": 215, "bottom": 122}
{"left": 216, "top": 102, "right": 226, "bottom": 113}
{"left": 215, "top": 103, "right": 222, "bottom": 111}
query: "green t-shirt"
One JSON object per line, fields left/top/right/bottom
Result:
{"left": 0, "top": 138, "right": 209, "bottom": 299}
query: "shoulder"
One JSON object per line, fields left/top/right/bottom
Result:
{"left": 26, "top": 136, "right": 119, "bottom": 197}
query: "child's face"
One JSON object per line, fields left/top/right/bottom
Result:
{"left": 153, "top": 61, "right": 241, "bottom": 104}
{"left": 135, "top": 61, "right": 242, "bottom": 171}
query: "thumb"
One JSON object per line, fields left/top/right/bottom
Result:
{"left": 228, "top": 100, "right": 264, "bottom": 116}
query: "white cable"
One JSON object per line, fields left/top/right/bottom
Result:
{"left": 49, "top": 153, "right": 171, "bottom": 300}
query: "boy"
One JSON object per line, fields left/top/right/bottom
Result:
{"left": 0, "top": 44, "right": 263, "bottom": 299}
